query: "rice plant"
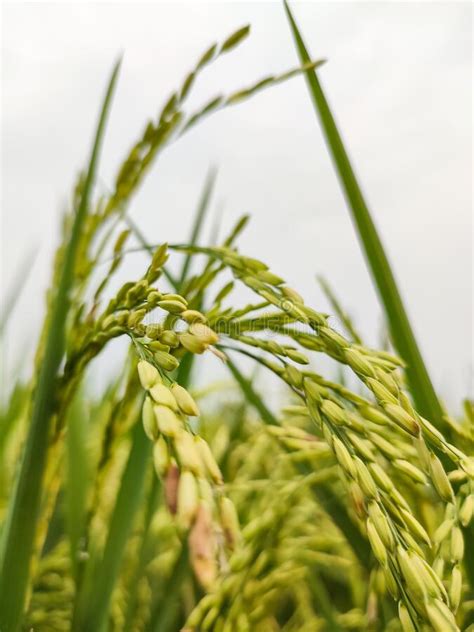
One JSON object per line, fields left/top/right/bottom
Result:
{"left": 1, "top": 9, "right": 472, "bottom": 632}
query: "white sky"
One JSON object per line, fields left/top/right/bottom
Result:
{"left": 1, "top": 2, "right": 472, "bottom": 408}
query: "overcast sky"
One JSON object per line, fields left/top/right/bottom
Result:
{"left": 1, "top": 2, "right": 472, "bottom": 408}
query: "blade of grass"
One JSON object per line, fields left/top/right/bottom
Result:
{"left": 177, "top": 167, "right": 217, "bottom": 290}
{"left": 0, "top": 58, "right": 121, "bottom": 632}
{"left": 0, "top": 248, "right": 36, "bottom": 339}
{"left": 307, "top": 567, "right": 345, "bottom": 632}
{"left": 74, "top": 417, "right": 152, "bottom": 632}
{"left": 122, "top": 475, "right": 161, "bottom": 631}
{"left": 283, "top": 1, "right": 445, "bottom": 433}
{"left": 149, "top": 541, "right": 190, "bottom": 632}
{"left": 124, "top": 214, "right": 178, "bottom": 289}
{"left": 65, "top": 389, "right": 90, "bottom": 582}
{"left": 462, "top": 523, "right": 474, "bottom": 604}
{"left": 0, "top": 381, "right": 29, "bottom": 464}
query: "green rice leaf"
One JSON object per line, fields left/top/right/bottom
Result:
{"left": 0, "top": 249, "right": 36, "bottom": 340}
{"left": 122, "top": 476, "right": 161, "bottom": 630}
{"left": 0, "top": 57, "right": 121, "bottom": 632}
{"left": 221, "top": 25, "right": 250, "bottom": 53}
{"left": 74, "top": 419, "right": 151, "bottom": 631}
{"left": 284, "top": 1, "right": 445, "bottom": 432}
{"left": 65, "top": 389, "right": 89, "bottom": 582}
{"left": 149, "top": 541, "right": 190, "bottom": 632}
{"left": 178, "top": 167, "right": 217, "bottom": 290}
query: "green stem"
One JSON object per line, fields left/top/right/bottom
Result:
{"left": 150, "top": 541, "right": 190, "bottom": 632}
{"left": 284, "top": 1, "right": 445, "bottom": 432}
{"left": 0, "top": 58, "right": 121, "bottom": 632}
{"left": 74, "top": 419, "right": 152, "bottom": 631}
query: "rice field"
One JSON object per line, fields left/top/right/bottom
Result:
{"left": 1, "top": 6, "right": 472, "bottom": 632}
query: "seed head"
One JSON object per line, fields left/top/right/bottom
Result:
{"left": 303, "top": 378, "right": 323, "bottom": 403}
{"left": 433, "top": 519, "right": 454, "bottom": 546}
{"left": 426, "top": 600, "right": 458, "bottom": 632}
{"left": 281, "top": 286, "right": 304, "bottom": 304}
{"left": 413, "top": 436, "right": 431, "bottom": 470}
{"left": 300, "top": 305, "right": 326, "bottom": 326}
{"left": 189, "top": 322, "right": 219, "bottom": 345}
{"left": 158, "top": 299, "right": 187, "bottom": 314}
{"left": 460, "top": 457, "right": 474, "bottom": 478}
{"left": 177, "top": 470, "right": 199, "bottom": 528}
{"left": 149, "top": 383, "right": 178, "bottom": 410}
{"left": 459, "top": 494, "right": 473, "bottom": 527}
{"left": 408, "top": 553, "right": 442, "bottom": 599}
{"left": 285, "top": 365, "right": 303, "bottom": 388}
{"left": 153, "top": 405, "right": 182, "bottom": 437}
{"left": 429, "top": 454, "right": 454, "bottom": 503}
{"left": 367, "top": 518, "right": 387, "bottom": 566}
{"left": 181, "top": 309, "right": 207, "bottom": 323}
{"left": 383, "top": 566, "right": 399, "bottom": 599}
{"left": 374, "top": 368, "right": 399, "bottom": 397}
{"left": 368, "top": 502, "right": 394, "bottom": 550}
{"left": 174, "top": 431, "right": 205, "bottom": 475}
{"left": 321, "top": 400, "right": 347, "bottom": 426}
{"left": 394, "top": 460, "right": 427, "bottom": 485}
{"left": 150, "top": 243, "right": 168, "bottom": 270}
{"left": 220, "top": 497, "right": 240, "bottom": 549}
{"left": 160, "top": 330, "right": 179, "bottom": 347}
{"left": 145, "top": 323, "right": 163, "bottom": 339}
{"left": 195, "top": 436, "right": 223, "bottom": 484}
{"left": 285, "top": 349, "right": 309, "bottom": 365}
{"left": 154, "top": 350, "right": 180, "bottom": 372}
{"left": 164, "top": 463, "right": 180, "bottom": 515}
{"left": 396, "top": 546, "right": 426, "bottom": 599}
{"left": 128, "top": 308, "right": 147, "bottom": 328}
{"left": 333, "top": 437, "right": 356, "bottom": 478}
{"left": 257, "top": 270, "right": 284, "bottom": 285}
{"left": 349, "top": 482, "right": 366, "bottom": 517}
{"left": 189, "top": 504, "right": 218, "bottom": 589}
{"left": 344, "top": 348, "right": 375, "bottom": 377}
{"left": 137, "top": 360, "right": 160, "bottom": 390}
{"left": 369, "top": 433, "right": 401, "bottom": 460}
{"left": 197, "top": 478, "right": 214, "bottom": 506}
{"left": 153, "top": 436, "right": 170, "bottom": 476}
{"left": 449, "top": 564, "right": 462, "bottom": 612}
{"left": 180, "top": 332, "right": 207, "bottom": 354}
{"left": 450, "top": 526, "right": 464, "bottom": 562}
{"left": 149, "top": 340, "right": 170, "bottom": 353}
{"left": 358, "top": 405, "right": 388, "bottom": 425}
{"left": 398, "top": 602, "right": 416, "bottom": 632}
{"left": 171, "top": 383, "right": 200, "bottom": 416}
{"left": 142, "top": 397, "right": 159, "bottom": 440}
{"left": 347, "top": 431, "right": 375, "bottom": 462}
{"left": 144, "top": 287, "right": 159, "bottom": 305}
{"left": 384, "top": 403, "right": 420, "bottom": 436}
{"left": 368, "top": 463, "right": 394, "bottom": 493}
{"left": 319, "top": 326, "right": 349, "bottom": 348}
{"left": 366, "top": 378, "right": 398, "bottom": 405}
{"left": 354, "top": 457, "right": 377, "bottom": 498}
